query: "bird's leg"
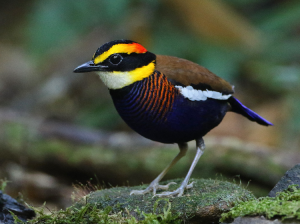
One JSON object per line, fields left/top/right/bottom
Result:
{"left": 156, "top": 138, "right": 205, "bottom": 197}
{"left": 130, "top": 143, "right": 188, "bottom": 196}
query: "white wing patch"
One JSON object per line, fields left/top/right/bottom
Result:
{"left": 175, "top": 85, "right": 231, "bottom": 101}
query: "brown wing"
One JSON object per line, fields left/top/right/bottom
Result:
{"left": 156, "top": 55, "right": 234, "bottom": 94}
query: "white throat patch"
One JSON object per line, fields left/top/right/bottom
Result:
{"left": 96, "top": 71, "right": 133, "bottom": 89}
{"left": 175, "top": 85, "right": 231, "bottom": 101}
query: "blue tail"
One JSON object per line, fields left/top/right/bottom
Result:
{"left": 228, "top": 97, "right": 273, "bottom": 126}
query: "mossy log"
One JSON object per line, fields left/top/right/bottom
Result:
{"left": 74, "top": 178, "right": 254, "bottom": 223}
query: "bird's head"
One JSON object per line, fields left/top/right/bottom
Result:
{"left": 74, "top": 40, "right": 156, "bottom": 89}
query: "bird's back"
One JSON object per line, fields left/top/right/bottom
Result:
{"left": 156, "top": 55, "right": 234, "bottom": 95}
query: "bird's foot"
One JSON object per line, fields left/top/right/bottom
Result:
{"left": 156, "top": 181, "right": 194, "bottom": 197}
{"left": 130, "top": 181, "right": 177, "bottom": 196}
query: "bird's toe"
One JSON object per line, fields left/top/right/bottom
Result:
{"left": 156, "top": 188, "right": 184, "bottom": 197}
{"left": 155, "top": 181, "right": 194, "bottom": 197}
{"left": 130, "top": 181, "right": 177, "bottom": 196}
{"left": 130, "top": 189, "right": 151, "bottom": 195}
{"left": 156, "top": 182, "right": 177, "bottom": 190}
{"left": 186, "top": 181, "right": 194, "bottom": 189}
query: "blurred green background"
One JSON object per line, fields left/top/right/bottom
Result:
{"left": 1, "top": 0, "right": 300, "bottom": 209}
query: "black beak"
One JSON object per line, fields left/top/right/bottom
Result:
{"left": 73, "top": 60, "right": 107, "bottom": 73}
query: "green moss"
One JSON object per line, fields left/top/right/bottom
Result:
{"left": 220, "top": 185, "right": 300, "bottom": 222}
{"left": 27, "top": 200, "right": 180, "bottom": 223}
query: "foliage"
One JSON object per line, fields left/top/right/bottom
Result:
{"left": 220, "top": 185, "right": 300, "bottom": 222}
{"left": 0, "top": 178, "right": 9, "bottom": 192}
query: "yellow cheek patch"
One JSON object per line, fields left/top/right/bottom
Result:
{"left": 110, "top": 60, "right": 155, "bottom": 83}
{"left": 94, "top": 43, "right": 147, "bottom": 65}
{"left": 115, "top": 60, "right": 155, "bottom": 83}
{"left": 96, "top": 61, "right": 156, "bottom": 90}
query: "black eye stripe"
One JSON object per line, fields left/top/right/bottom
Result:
{"left": 94, "top": 52, "right": 156, "bottom": 72}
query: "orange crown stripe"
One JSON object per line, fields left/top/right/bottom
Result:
{"left": 94, "top": 43, "right": 147, "bottom": 64}
{"left": 126, "top": 43, "right": 147, "bottom": 54}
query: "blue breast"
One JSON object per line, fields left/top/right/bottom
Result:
{"left": 110, "top": 73, "right": 228, "bottom": 143}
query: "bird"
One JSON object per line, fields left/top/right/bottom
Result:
{"left": 74, "top": 39, "right": 273, "bottom": 197}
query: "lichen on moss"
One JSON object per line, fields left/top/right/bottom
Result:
{"left": 220, "top": 184, "right": 300, "bottom": 222}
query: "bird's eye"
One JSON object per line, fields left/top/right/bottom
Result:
{"left": 109, "top": 54, "right": 122, "bottom": 65}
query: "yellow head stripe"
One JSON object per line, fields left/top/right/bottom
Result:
{"left": 93, "top": 43, "right": 147, "bottom": 65}
{"left": 112, "top": 60, "right": 155, "bottom": 83}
